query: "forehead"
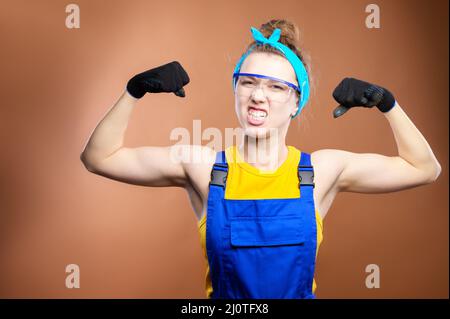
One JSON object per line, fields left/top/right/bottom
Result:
{"left": 239, "top": 52, "right": 297, "bottom": 84}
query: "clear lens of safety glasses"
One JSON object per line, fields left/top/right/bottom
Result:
{"left": 235, "top": 75, "right": 294, "bottom": 103}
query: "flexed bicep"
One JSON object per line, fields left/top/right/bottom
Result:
{"left": 87, "top": 145, "right": 188, "bottom": 187}
{"left": 337, "top": 151, "right": 435, "bottom": 193}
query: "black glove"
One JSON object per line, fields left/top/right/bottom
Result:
{"left": 126, "top": 61, "right": 190, "bottom": 99}
{"left": 332, "top": 77, "right": 396, "bottom": 118}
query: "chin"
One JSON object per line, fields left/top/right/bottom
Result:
{"left": 244, "top": 126, "right": 269, "bottom": 139}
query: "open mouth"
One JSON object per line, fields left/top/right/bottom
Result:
{"left": 247, "top": 106, "right": 268, "bottom": 126}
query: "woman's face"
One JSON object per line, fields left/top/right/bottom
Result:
{"left": 234, "top": 52, "right": 299, "bottom": 139}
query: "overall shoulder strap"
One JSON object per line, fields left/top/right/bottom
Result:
{"left": 209, "top": 151, "right": 228, "bottom": 188}
{"left": 298, "top": 152, "right": 315, "bottom": 188}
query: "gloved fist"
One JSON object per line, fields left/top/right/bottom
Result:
{"left": 126, "top": 61, "right": 190, "bottom": 99}
{"left": 332, "top": 77, "right": 396, "bottom": 118}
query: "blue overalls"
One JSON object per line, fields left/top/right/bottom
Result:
{"left": 205, "top": 150, "right": 317, "bottom": 299}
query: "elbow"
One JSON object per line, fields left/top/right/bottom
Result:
{"left": 80, "top": 152, "right": 99, "bottom": 173}
{"left": 424, "top": 162, "right": 442, "bottom": 184}
{"left": 432, "top": 162, "right": 442, "bottom": 182}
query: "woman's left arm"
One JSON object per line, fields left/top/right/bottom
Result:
{"left": 329, "top": 78, "right": 442, "bottom": 193}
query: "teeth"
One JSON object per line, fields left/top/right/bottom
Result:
{"left": 248, "top": 109, "right": 267, "bottom": 119}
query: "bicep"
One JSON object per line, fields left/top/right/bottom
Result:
{"left": 88, "top": 145, "right": 189, "bottom": 187}
{"left": 337, "top": 151, "right": 433, "bottom": 193}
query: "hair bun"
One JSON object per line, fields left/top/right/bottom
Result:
{"left": 259, "top": 19, "right": 300, "bottom": 52}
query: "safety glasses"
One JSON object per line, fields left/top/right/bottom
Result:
{"left": 233, "top": 72, "right": 300, "bottom": 103}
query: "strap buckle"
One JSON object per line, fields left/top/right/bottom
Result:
{"left": 209, "top": 164, "right": 228, "bottom": 188}
{"left": 298, "top": 165, "right": 315, "bottom": 188}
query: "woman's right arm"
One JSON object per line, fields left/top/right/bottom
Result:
{"left": 81, "top": 91, "right": 190, "bottom": 187}
{"left": 80, "top": 61, "right": 199, "bottom": 188}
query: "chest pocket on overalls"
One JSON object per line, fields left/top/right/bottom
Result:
{"left": 224, "top": 214, "right": 309, "bottom": 298}
{"left": 230, "top": 216, "right": 305, "bottom": 247}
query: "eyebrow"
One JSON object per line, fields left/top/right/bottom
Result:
{"left": 243, "top": 75, "right": 278, "bottom": 83}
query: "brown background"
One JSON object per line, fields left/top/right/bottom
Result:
{"left": 0, "top": 0, "right": 448, "bottom": 298}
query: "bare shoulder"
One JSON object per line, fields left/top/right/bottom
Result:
{"left": 311, "top": 149, "right": 348, "bottom": 171}
{"left": 310, "top": 149, "right": 348, "bottom": 219}
{"left": 310, "top": 148, "right": 353, "bottom": 183}
{"left": 180, "top": 145, "right": 217, "bottom": 201}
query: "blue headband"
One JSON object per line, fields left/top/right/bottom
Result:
{"left": 232, "top": 27, "right": 310, "bottom": 118}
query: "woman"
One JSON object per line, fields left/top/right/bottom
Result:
{"left": 80, "top": 19, "right": 441, "bottom": 299}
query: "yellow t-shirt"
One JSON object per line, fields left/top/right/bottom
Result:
{"left": 198, "top": 145, "right": 323, "bottom": 298}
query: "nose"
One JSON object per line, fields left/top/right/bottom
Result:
{"left": 250, "top": 84, "right": 268, "bottom": 102}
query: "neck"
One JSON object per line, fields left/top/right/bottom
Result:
{"left": 238, "top": 131, "right": 289, "bottom": 172}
